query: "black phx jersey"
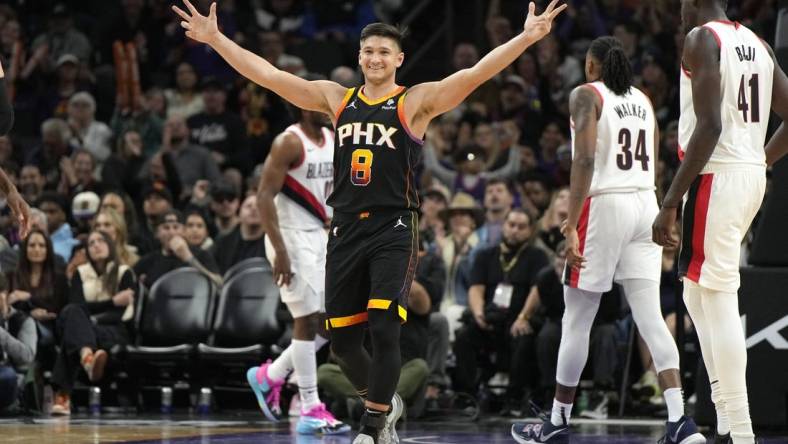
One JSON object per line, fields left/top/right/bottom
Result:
{"left": 328, "top": 86, "right": 422, "bottom": 212}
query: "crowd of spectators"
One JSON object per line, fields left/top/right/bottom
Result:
{"left": 0, "top": 0, "right": 777, "bottom": 418}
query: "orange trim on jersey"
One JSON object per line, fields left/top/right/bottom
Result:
{"left": 702, "top": 25, "right": 722, "bottom": 48}
{"left": 358, "top": 85, "right": 405, "bottom": 105}
{"left": 397, "top": 94, "right": 424, "bottom": 145}
{"left": 327, "top": 312, "right": 369, "bottom": 329}
{"left": 334, "top": 88, "right": 356, "bottom": 121}
{"left": 398, "top": 305, "right": 407, "bottom": 322}
{"left": 367, "top": 299, "right": 392, "bottom": 310}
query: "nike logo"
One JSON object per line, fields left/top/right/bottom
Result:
{"left": 333, "top": 226, "right": 339, "bottom": 236}
{"left": 670, "top": 421, "right": 686, "bottom": 442}
{"left": 394, "top": 216, "right": 407, "bottom": 229}
{"left": 539, "top": 427, "right": 565, "bottom": 441}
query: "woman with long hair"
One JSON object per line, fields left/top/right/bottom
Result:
{"left": 93, "top": 207, "right": 139, "bottom": 266}
{"left": 51, "top": 230, "right": 136, "bottom": 415}
{"left": 7, "top": 229, "right": 68, "bottom": 332}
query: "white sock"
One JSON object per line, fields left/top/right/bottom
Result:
{"left": 266, "top": 346, "right": 293, "bottom": 382}
{"left": 315, "top": 333, "right": 329, "bottom": 350}
{"left": 710, "top": 380, "right": 730, "bottom": 435}
{"left": 291, "top": 339, "right": 321, "bottom": 412}
{"left": 551, "top": 399, "right": 572, "bottom": 426}
{"left": 663, "top": 388, "right": 684, "bottom": 422}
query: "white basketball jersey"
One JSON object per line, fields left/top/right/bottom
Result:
{"left": 678, "top": 21, "right": 773, "bottom": 169}
{"left": 571, "top": 81, "right": 656, "bottom": 196}
{"left": 275, "top": 123, "right": 334, "bottom": 230}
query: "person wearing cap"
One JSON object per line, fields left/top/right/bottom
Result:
{"left": 436, "top": 192, "right": 483, "bottom": 338}
{"left": 209, "top": 180, "right": 241, "bottom": 236}
{"left": 37, "top": 192, "right": 78, "bottom": 262}
{"left": 67, "top": 92, "right": 113, "bottom": 163}
{"left": 71, "top": 191, "right": 100, "bottom": 237}
{"left": 27, "top": 3, "right": 90, "bottom": 73}
{"left": 141, "top": 183, "right": 174, "bottom": 244}
{"left": 187, "top": 77, "right": 250, "bottom": 173}
{"left": 133, "top": 209, "right": 220, "bottom": 288}
{"left": 161, "top": 113, "right": 222, "bottom": 191}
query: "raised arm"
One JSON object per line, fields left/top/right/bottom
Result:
{"left": 257, "top": 131, "right": 302, "bottom": 287}
{"left": 562, "top": 85, "right": 600, "bottom": 269}
{"left": 764, "top": 43, "right": 788, "bottom": 166}
{"left": 404, "top": 1, "right": 566, "bottom": 137}
{"left": 173, "top": 1, "right": 347, "bottom": 119}
{"left": 653, "top": 27, "right": 721, "bottom": 248}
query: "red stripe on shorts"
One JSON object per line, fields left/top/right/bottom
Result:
{"left": 569, "top": 198, "right": 592, "bottom": 288}
{"left": 687, "top": 174, "right": 714, "bottom": 281}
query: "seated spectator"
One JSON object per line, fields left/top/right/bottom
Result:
{"left": 51, "top": 230, "right": 136, "bottom": 416}
{"left": 436, "top": 193, "right": 482, "bottom": 337}
{"left": 187, "top": 77, "right": 249, "bottom": 173}
{"left": 133, "top": 209, "right": 220, "bottom": 288}
{"left": 517, "top": 171, "right": 553, "bottom": 218}
{"left": 140, "top": 184, "right": 174, "bottom": 247}
{"left": 7, "top": 229, "right": 68, "bottom": 350}
{"left": 475, "top": 179, "right": 514, "bottom": 249}
{"left": 100, "top": 190, "right": 151, "bottom": 255}
{"left": 418, "top": 187, "right": 448, "bottom": 246}
{"left": 183, "top": 208, "right": 214, "bottom": 251}
{"left": 211, "top": 194, "right": 266, "bottom": 275}
{"left": 0, "top": 275, "right": 36, "bottom": 413}
{"left": 57, "top": 149, "right": 103, "bottom": 198}
{"left": 66, "top": 92, "right": 112, "bottom": 164}
{"left": 209, "top": 180, "right": 241, "bottom": 236}
{"left": 71, "top": 191, "right": 100, "bottom": 239}
{"left": 164, "top": 62, "right": 204, "bottom": 119}
{"left": 317, "top": 242, "right": 436, "bottom": 418}
{"left": 37, "top": 192, "right": 78, "bottom": 262}
{"left": 158, "top": 114, "right": 221, "bottom": 193}
{"left": 26, "top": 118, "right": 73, "bottom": 190}
{"left": 93, "top": 208, "right": 139, "bottom": 267}
{"left": 453, "top": 209, "right": 549, "bottom": 404}
{"left": 535, "top": 187, "right": 569, "bottom": 256}
{"left": 101, "top": 130, "right": 148, "bottom": 193}
{"left": 18, "top": 164, "right": 46, "bottom": 205}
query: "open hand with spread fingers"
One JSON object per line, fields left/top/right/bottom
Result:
{"left": 172, "top": 0, "right": 219, "bottom": 45}
{"left": 523, "top": 1, "right": 568, "bottom": 42}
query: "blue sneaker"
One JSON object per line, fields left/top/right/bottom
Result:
{"left": 511, "top": 419, "right": 569, "bottom": 444}
{"left": 659, "top": 416, "right": 706, "bottom": 444}
{"left": 246, "top": 363, "right": 283, "bottom": 422}
{"left": 296, "top": 402, "right": 351, "bottom": 435}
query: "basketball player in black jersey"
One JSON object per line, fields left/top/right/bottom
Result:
{"left": 174, "top": 1, "right": 565, "bottom": 442}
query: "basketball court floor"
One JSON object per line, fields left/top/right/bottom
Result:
{"left": 2, "top": 414, "right": 788, "bottom": 443}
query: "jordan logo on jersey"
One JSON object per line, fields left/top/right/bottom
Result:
{"left": 346, "top": 100, "right": 358, "bottom": 110}
{"left": 394, "top": 216, "right": 407, "bottom": 228}
{"left": 337, "top": 122, "right": 398, "bottom": 149}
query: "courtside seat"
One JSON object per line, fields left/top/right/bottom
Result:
{"left": 222, "top": 257, "right": 270, "bottom": 282}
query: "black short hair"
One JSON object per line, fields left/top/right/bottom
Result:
{"left": 506, "top": 207, "right": 534, "bottom": 225}
{"left": 485, "top": 178, "right": 512, "bottom": 192}
{"left": 360, "top": 23, "right": 405, "bottom": 49}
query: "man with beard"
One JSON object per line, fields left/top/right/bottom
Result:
{"left": 453, "top": 208, "right": 548, "bottom": 400}
{"left": 211, "top": 194, "right": 268, "bottom": 275}
{"left": 475, "top": 179, "right": 514, "bottom": 249}
{"left": 248, "top": 99, "right": 349, "bottom": 435}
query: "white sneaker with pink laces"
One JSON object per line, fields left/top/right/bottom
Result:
{"left": 296, "top": 402, "right": 351, "bottom": 435}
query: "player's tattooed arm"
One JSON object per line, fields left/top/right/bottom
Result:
{"left": 660, "top": 27, "right": 722, "bottom": 208}
{"left": 564, "top": 85, "right": 598, "bottom": 230}
{"left": 763, "top": 42, "right": 788, "bottom": 166}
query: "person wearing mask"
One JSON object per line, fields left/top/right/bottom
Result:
{"left": 51, "top": 230, "right": 136, "bottom": 415}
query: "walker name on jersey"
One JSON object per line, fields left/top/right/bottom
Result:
{"left": 306, "top": 162, "right": 333, "bottom": 179}
{"left": 735, "top": 45, "right": 756, "bottom": 63}
{"left": 337, "top": 122, "right": 398, "bottom": 149}
{"left": 613, "top": 102, "right": 648, "bottom": 121}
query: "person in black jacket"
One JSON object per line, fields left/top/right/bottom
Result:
{"left": 211, "top": 194, "right": 267, "bottom": 274}
{"left": 51, "top": 230, "right": 137, "bottom": 415}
